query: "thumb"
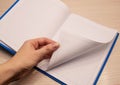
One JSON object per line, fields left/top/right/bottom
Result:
{"left": 36, "top": 43, "right": 59, "bottom": 58}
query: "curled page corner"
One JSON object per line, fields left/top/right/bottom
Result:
{"left": 37, "top": 31, "right": 104, "bottom": 70}
{"left": 46, "top": 31, "right": 105, "bottom": 70}
{"left": 38, "top": 30, "right": 115, "bottom": 71}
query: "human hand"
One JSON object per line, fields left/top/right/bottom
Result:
{"left": 0, "top": 38, "right": 59, "bottom": 85}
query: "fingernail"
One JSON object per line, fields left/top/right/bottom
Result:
{"left": 52, "top": 43, "right": 59, "bottom": 49}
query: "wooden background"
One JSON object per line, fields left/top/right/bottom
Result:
{"left": 0, "top": 0, "right": 120, "bottom": 85}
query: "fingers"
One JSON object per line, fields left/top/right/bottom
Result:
{"left": 22, "top": 37, "right": 59, "bottom": 62}
{"left": 31, "top": 37, "right": 56, "bottom": 45}
{"left": 36, "top": 42, "right": 59, "bottom": 59}
{"left": 25, "top": 37, "right": 56, "bottom": 49}
{"left": 44, "top": 52, "right": 53, "bottom": 59}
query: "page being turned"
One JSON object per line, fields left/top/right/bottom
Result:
{"left": 38, "top": 14, "right": 117, "bottom": 70}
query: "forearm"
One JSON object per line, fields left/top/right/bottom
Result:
{"left": 0, "top": 63, "right": 16, "bottom": 85}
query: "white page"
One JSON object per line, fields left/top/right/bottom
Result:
{"left": 0, "top": 0, "right": 70, "bottom": 51}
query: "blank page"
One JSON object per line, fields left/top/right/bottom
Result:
{"left": 0, "top": 0, "right": 70, "bottom": 51}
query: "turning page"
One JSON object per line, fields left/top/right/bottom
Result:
{"left": 0, "top": 0, "right": 70, "bottom": 51}
{"left": 38, "top": 14, "right": 118, "bottom": 85}
{"left": 38, "top": 14, "right": 117, "bottom": 70}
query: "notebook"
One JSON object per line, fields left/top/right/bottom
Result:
{"left": 0, "top": 0, "right": 119, "bottom": 85}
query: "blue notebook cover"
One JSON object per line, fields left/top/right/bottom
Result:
{"left": 0, "top": 0, "right": 119, "bottom": 84}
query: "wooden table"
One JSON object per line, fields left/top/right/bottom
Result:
{"left": 0, "top": 0, "right": 120, "bottom": 85}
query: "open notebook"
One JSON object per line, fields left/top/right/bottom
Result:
{"left": 0, "top": 0, "right": 119, "bottom": 85}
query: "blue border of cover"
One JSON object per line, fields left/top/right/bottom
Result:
{"left": 93, "top": 33, "right": 119, "bottom": 85}
{"left": 0, "top": 41, "right": 16, "bottom": 55}
{"left": 0, "top": 0, "right": 19, "bottom": 20}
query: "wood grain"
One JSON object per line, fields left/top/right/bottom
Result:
{"left": 0, "top": 0, "right": 120, "bottom": 85}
